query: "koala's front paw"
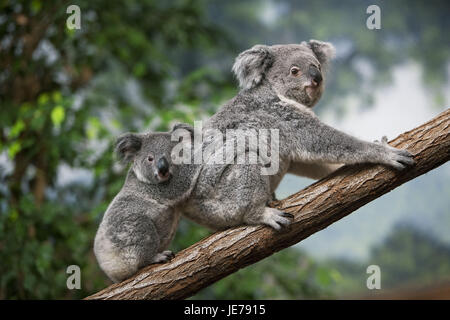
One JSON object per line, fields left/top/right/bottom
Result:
{"left": 383, "top": 146, "right": 415, "bottom": 170}
{"left": 373, "top": 136, "right": 414, "bottom": 170}
{"left": 151, "top": 250, "right": 175, "bottom": 264}
{"left": 262, "top": 207, "right": 294, "bottom": 230}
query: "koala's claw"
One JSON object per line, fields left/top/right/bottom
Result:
{"left": 374, "top": 135, "right": 389, "bottom": 145}
{"left": 374, "top": 136, "right": 415, "bottom": 170}
{"left": 151, "top": 250, "right": 175, "bottom": 264}
{"left": 385, "top": 148, "right": 415, "bottom": 170}
{"left": 281, "top": 212, "right": 294, "bottom": 219}
{"left": 262, "top": 207, "right": 293, "bottom": 230}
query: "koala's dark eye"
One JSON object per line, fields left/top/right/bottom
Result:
{"left": 148, "top": 155, "right": 154, "bottom": 162}
{"left": 290, "top": 66, "right": 300, "bottom": 76}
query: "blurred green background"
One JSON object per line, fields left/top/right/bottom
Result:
{"left": 0, "top": 0, "right": 449, "bottom": 299}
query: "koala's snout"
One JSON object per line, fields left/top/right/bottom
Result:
{"left": 156, "top": 156, "right": 170, "bottom": 178}
{"left": 308, "top": 66, "right": 322, "bottom": 86}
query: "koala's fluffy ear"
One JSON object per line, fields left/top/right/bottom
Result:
{"left": 171, "top": 123, "right": 194, "bottom": 135}
{"left": 232, "top": 45, "right": 273, "bottom": 90}
{"left": 115, "top": 133, "right": 142, "bottom": 162}
{"left": 171, "top": 122, "right": 194, "bottom": 142}
{"left": 304, "top": 39, "right": 336, "bottom": 66}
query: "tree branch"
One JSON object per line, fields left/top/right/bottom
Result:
{"left": 86, "top": 109, "right": 450, "bottom": 300}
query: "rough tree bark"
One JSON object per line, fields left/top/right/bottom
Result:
{"left": 86, "top": 109, "right": 450, "bottom": 300}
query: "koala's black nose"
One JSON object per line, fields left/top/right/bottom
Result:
{"left": 156, "top": 156, "right": 169, "bottom": 176}
{"left": 309, "top": 66, "right": 322, "bottom": 86}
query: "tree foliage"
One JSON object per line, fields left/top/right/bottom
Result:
{"left": 0, "top": 0, "right": 229, "bottom": 299}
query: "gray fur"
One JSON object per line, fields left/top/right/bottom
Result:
{"left": 94, "top": 125, "right": 199, "bottom": 282}
{"left": 181, "top": 40, "right": 414, "bottom": 231}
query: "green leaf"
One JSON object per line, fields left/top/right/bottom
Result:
{"left": 9, "top": 209, "right": 19, "bottom": 222}
{"left": 8, "top": 141, "right": 21, "bottom": 159}
{"left": 31, "top": 110, "right": 45, "bottom": 130}
{"left": 10, "top": 120, "right": 25, "bottom": 138}
{"left": 51, "top": 106, "right": 65, "bottom": 127}
{"left": 110, "top": 118, "right": 122, "bottom": 129}
{"left": 316, "top": 267, "right": 332, "bottom": 286}
{"left": 87, "top": 117, "right": 102, "bottom": 140}
{"left": 133, "top": 62, "right": 146, "bottom": 77}
{"left": 329, "top": 269, "right": 343, "bottom": 283}
{"left": 65, "top": 27, "right": 76, "bottom": 37}
{"left": 31, "top": 0, "right": 42, "bottom": 14}
{"left": 52, "top": 92, "right": 62, "bottom": 103}
{"left": 38, "top": 93, "right": 49, "bottom": 106}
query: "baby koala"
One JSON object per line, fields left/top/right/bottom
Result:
{"left": 94, "top": 124, "right": 197, "bottom": 283}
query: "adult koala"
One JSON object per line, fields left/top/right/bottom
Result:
{"left": 181, "top": 40, "right": 414, "bottom": 231}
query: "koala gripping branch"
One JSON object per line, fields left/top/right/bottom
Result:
{"left": 86, "top": 109, "right": 450, "bottom": 300}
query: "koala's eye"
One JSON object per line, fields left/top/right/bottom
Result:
{"left": 290, "top": 66, "right": 300, "bottom": 76}
{"left": 148, "top": 155, "right": 154, "bottom": 162}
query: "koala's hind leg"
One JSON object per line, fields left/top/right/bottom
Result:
{"left": 185, "top": 162, "right": 294, "bottom": 231}
{"left": 227, "top": 164, "right": 294, "bottom": 230}
{"left": 262, "top": 207, "right": 294, "bottom": 230}
{"left": 151, "top": 250, "right": 175, "bottom": 263}
{"left": 243, "top": 205, "right": 293, "bottom": 230}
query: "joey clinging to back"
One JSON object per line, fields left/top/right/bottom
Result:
{"left": 94, "top": 124, "right": 198, "bottom": 283}
{"left": 115, "top": 124, "right": 198, "bottom": 203}
{"left": 117, "top": 131, "right": 172, "bottom": 184}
